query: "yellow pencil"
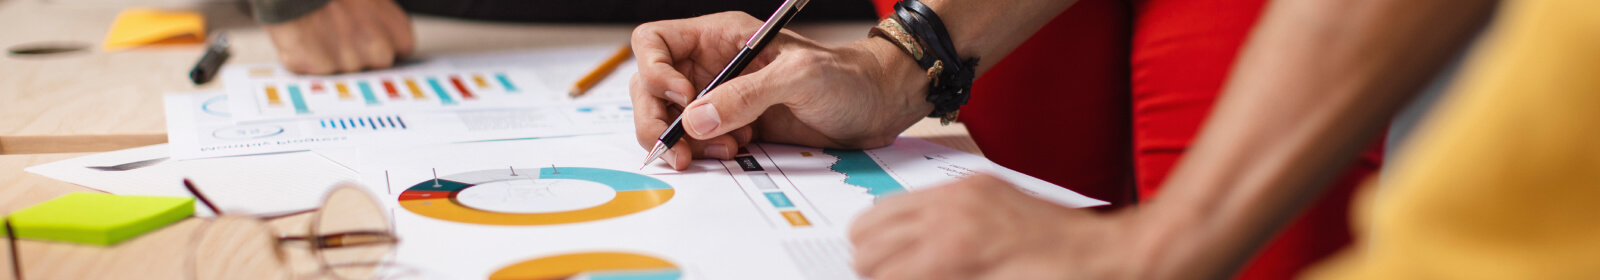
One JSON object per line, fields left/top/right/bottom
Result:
{"left": 569, "top": 45, "right": 633, "bottom": 97}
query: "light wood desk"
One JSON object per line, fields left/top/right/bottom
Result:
{"left": 0, "top": 0, "right": 983, "bottom": 278}
{"left": 0, "top": 0, "right": 898, "bottom": 155}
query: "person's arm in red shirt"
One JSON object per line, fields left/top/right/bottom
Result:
{"left": 849, "top": 0, "right": 1497, "bottom": 279}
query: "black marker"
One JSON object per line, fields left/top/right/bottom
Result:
{"left": 188, "top": 32, "right": 230, "bottom": 84}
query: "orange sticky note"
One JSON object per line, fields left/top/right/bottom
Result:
{"left": 102, "top": 8, "right": 206, "bottom": 51}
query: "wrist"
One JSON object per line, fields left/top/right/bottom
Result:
{"left": 860, "top": 36, "right": 935, "bottom": 117}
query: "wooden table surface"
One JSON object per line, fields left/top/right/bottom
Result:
{"left": 0, "top": 0, "right": 881, "bottom": 155}
{"left": 0, "top": 0, "right": 983, "bottom": 278}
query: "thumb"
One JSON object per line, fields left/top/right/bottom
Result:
{"left": 680, "top": 69, "right": 786, "bottom": 139}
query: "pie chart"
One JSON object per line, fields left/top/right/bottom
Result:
{"left": 398, "top": 167, "right": 674, "bottom": 225}
{"left": 489, "top": 252, "right": 681, "bottom": 280}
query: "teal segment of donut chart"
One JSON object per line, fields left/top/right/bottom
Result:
{"left": 540, "top": 167, "right": 671, "bottom": 191}
{"left": 399, "top": 167, "right": 675, "bottom": 226}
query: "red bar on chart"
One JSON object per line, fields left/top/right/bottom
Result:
{"left": 382, "top": 79, "right": 401, "bottom": 99}
{"left": 265, "top": 85, "right": 284, "bottom": 106}
{"left": 450, "top": 76, "right": 476, "bottom": 99}
{"left": 310, "top": 81, "right": 326, "bottom": 93}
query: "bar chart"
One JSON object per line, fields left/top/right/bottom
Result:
{"left": 227, "top": 68, "right": 550, "bottom": 122}
{"left": 318, "top": 115, "right": 408, "bottom": 131}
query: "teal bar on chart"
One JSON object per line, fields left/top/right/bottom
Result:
{"left": 495, "top": 73, "right": 519, "bottom": 93}
{"left": 357, "top": 81, "right": 381, "bottom": 106}
{"left": 763, "top": 192, "right": 795, "bottom": 208}
{"left": 426, "top": 77, "right": 457, "bottom": 105}
{"left": 287, "top": 85, "right": 311, "bottom": 114}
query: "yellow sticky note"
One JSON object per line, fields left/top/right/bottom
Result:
{"left": 9, "top": 193, "right": 194, "bottom": 246}
{"left": 103, "top": 8, "right": 206, "bottom": 51}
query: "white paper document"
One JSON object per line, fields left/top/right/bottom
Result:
{"left": 359, "top": 133, "right": 1105, "bottom": 279}
{"left": 24, "top": 144, "right": 358, "bottom": 217}
{"left": 219, "top": 45, "right": 638, "bottom": 123}
{"left": 165, "top": 92, "right": 634, "bottom": 160}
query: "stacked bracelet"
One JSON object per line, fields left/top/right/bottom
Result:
{"left": 868, "top": 0, "right": 979, "bottom": 125}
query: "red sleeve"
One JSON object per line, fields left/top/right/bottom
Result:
{"left": 1130, "top": 0, "right": 1384, "bottom": 279}
{"left": 871, "top": 0, "right": 895, "bottom": 18}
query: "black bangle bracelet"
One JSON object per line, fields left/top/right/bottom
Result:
{"left": 887, "top": 0, "right": 978, "bottom": 125}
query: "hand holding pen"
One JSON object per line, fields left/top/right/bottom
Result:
{"left": 629, "top": 5, "right": 938, "bottom": 170}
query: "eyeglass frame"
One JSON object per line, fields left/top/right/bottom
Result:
{"left": 183, "top": 179, "right": 403, "bottom": 280}
{"left": 0, "top": 179, "right": 404, "bottom": 280}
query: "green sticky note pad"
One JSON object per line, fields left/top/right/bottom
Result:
{"left": 9, "top": 193, "right": 194, "bottom": 246}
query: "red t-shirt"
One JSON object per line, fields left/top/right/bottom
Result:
{"left": 870, "top": 0, "right": 1383, "bottom": 278}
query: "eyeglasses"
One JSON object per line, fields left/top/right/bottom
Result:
{"left": 0, "top": 179, "right": 406, "bottom": 280}
{"left": 184, "top": 179, "right": 405, "bottom": 280}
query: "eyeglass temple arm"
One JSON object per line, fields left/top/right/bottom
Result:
{"left": 182, "top": 178, "right": 224, "bottom": 216}
{"left": 280, "top": 231, "right": 399, "bottom": 249}
{"left": 6, "top": 219, "right": 22, "bottom": 280}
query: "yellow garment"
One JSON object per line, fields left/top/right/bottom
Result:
{"left": 1304, "top": 0, "right": 1600, "bottom": 279}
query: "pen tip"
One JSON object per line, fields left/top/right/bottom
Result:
{"left": 640, "top": 141, "right": 668, "bottom": 169}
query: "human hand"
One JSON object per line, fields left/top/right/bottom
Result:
{"left": 629, "top": 12, "right": 933, "bottom": 170}
{"left": 262, "top": 0, "right": 414, "bottom": 74}
{"left": 849, "top": 173, "right": 1145, "bottom": 280}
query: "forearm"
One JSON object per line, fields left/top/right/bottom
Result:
{"left": 906, "top": 0, "right": 1080, "bottom": 76}
{"left": 855, "top": 0, "right": 1079, "bottom": 125}
{"left": 1135, "top": 0, "right": 1496, "bottom": 278}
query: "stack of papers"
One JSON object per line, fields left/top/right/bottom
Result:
{"left": 28, "top": 47, "right": 1107, "bottom": 279}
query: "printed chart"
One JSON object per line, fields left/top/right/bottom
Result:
{"left": 166, "top": 93, "right": 636, "bottom": 159}
{"left": 360, "top": 134, "right": 1105, "bottom": 279}
{"left": 399, "top": 167, "right": 674, "bottom": 225}
{"left": 489, "top": 252, "right": 681, "bottom": 280}
{"left": 224, "top": 66, "right": 554, "bottom": 122}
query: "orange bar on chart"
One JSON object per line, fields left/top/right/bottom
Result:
{"left": 335, "top": 82, "right": 353, "bottom": 100}
{"left": 265, "top": 85, "right": 283, "bottom": 106}
{"left": 403, "top": 78, "right": 427, "bottom": 99}
{"left": 780, "top": 211, "right": 812, "bottom": 227}
{"left": 472, "top": 74, "right": 489, "bottom": 88}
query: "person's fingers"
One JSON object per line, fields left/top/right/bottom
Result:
{"left": 664, "top": 140, "right": 693, "bottom": 170}
{"left": 680, "top": 64, "right": 794, "bottom": 139}
{"left": 360, "top": 38, "right": 396, "bottom": 69}
{"left": 631, "top": 73, "right": 675, "bottom": 150}
{"left": 368, "top": 0, "right": 415, "bottom": 57}
{"left": 871, "top": 246, "right": 960, "bottom": 280}
{"left": 319, "top": 1, "right": 363, "bottom": 73}
{"left": 276, "top": 32, "right": 334, "bottom": 75}
{"left": 731, "top": 126, "right": 755, "bottom": 147}
{"left": 345, "top": 5, "right": 395, "bottom": 70}
{"left": 851, "top": 218, "right": 924, "bottom": 275}
{"left": 848, "top": 194, "right": 923, "bottom": 244}
{"left": 631, "top": 25, "right": 700, "bottom": 107}
{"left": 685, "top": 134, "right": 739, "bottom": 160}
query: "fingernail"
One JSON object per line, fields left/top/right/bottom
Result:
{"left": 686, "top": 104, "right": 720, "bottom": 136}
{"left": 665, "top": 91, "right": 687, "bottom": 104}
{"left": 705, "top": 144, "right": 729, "bottom": 159}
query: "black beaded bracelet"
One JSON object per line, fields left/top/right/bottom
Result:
{"left": 872, "top": 0, "right": 979, "bottom": 125}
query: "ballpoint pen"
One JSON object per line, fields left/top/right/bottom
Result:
{"left": 641, "top": 0, "right": 811, "bottom": 168}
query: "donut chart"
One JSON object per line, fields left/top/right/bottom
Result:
{"left": 489, "top": 252, "right": 681, "bottom": 280}
{"left": 399, "top": 167, "right": 674, "bottom": 225}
